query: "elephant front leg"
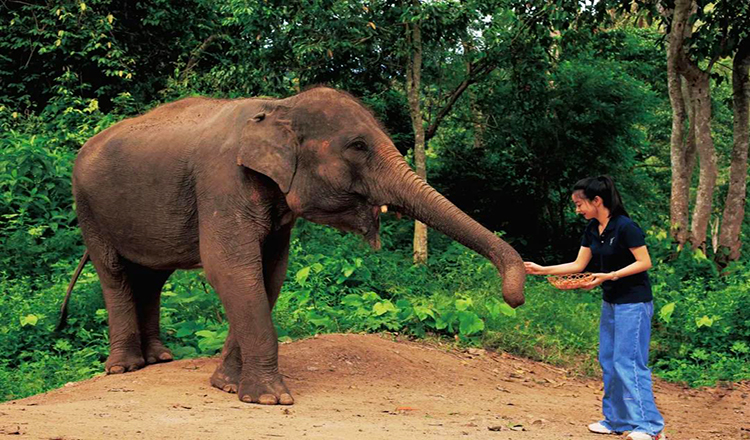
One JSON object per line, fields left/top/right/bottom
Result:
{"left": 210, "top": 225, "right": 293, "bottom": 396}
{"left": 203, "top": 243, "right": 293, "bottom": 406}
{"left": 210, "top": 325, "right": 241, "bottom": 394}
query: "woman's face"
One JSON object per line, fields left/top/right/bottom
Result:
{"left": 572, "top": 191, "right": 600, "bottom": 220}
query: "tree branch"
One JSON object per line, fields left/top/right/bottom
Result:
{"left": 424, "top": 60, "right": 495, "bottom": 142}
{"left": 180, "top": 34, "right": 222, "bottom": 81}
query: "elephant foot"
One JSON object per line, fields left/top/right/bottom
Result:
{"left": 238, "top": 374, "right": 294, "bottom": 405}
{"left": 142, "top": 340, "right": 174, "bottom": 365}
{"left": 105, "top": 349, "right": 146, "bottom": 374}
{"left": 210, "top": 361, "right": 240, "bottom": 394}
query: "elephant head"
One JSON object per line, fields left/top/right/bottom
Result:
{"left": 238, "top": 87, "right": 525, "bottom": 307}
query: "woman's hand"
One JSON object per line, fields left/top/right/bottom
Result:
{"left": 524, "top": 262, "right": 546, "bottom": 275}
{"left": 582, "top": 272, "right": 614, "bottom": 290}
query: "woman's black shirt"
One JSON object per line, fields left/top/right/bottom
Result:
{"left": 581, "top": 215, "right": 652, "bottom": 304}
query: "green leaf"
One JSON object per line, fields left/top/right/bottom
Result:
{"left": 695, "top": 315, "right": 713, "bottom": 328}
{"left": 341, "top": 294, "right": 363, "bottom": 307}
{"left": 175, "top": 321, "right": 200, "bottom": 338}
{"left": 20, "top": 314, "right": 38, "bottom": 327}
{"left": 195, "top": 330, "right": 216, "bottom": 338}
{"left": 307, "top": 312, "right": 334, "bottom": 329}
{"left": 54, "top": 339, "right": 72, "bottom": 352}
{"left": 487, "top": 298, "right": 516, "bottom": 318}
{"left": 95, "top": 309, "right": 108, "bottom": 322}
{"left": 295, "top": 266, "right": 311, "bottom": 285}
{"left": 373, "top": 300, "right": 396, "bottom": 316}
{"left": 395, "top": 299, "right": 412, "bottom": 310}
{"left": 730, "top": 341, "right": 749, "bottom": 355}
{"left": 172, "top": 346, "right": 198, "bottom": 359}
{"left": 435, "top": 310, "right": 456, "bottom": 331}
{"left": 659, "top": 302, "right": 675, "bottom": 324}
{"left": 458, "top": 311, "right": 485, "bottom": 336}
{"left": 414, "top": 305, "right": 435, "bottom": 321}
{"left": 455, "top": 298, "right": 472, "bottom": 311}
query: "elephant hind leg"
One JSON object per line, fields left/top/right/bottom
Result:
{"left": 87, "top": 249, "right": 146, "bottom": 374}
{"left": 127, "top": 263, "right": 174, "bottom": 365}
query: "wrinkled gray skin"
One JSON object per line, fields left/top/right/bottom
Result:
{"left": 72, "top": 87, "right": 525, "bottom": 405}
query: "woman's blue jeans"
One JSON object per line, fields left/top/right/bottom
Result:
{"left": 599, "top": 300, "right": 664, "bottom": 435}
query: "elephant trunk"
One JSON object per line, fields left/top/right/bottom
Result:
{"left": 374, "top": 151, "right": 525, "bottom": 307}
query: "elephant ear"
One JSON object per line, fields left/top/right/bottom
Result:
{"left": 237, "top": 111, "right": 298, "bottom": 193}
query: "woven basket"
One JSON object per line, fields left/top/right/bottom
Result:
{"left": 547, "top": 273, "right": 595, "bottom": 290}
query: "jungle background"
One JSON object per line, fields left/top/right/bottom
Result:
{"left": 0, "top": 0, "right": 748, "bottom": 402}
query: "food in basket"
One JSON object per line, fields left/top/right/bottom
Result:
{"left": 547, "top": 273, "right": 595, "bottom": 290}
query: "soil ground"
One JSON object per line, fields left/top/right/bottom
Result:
{"left": 0, "top": 333, "right": 747, "bottom": 440}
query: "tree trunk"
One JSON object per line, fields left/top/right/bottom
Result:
{"left": 668, "top": 55, "right": 689, "bottom": 244}
{"left": 667, "top": 0, "right": 696, "bottom": 246}
{"left": 405, "top": 1, "right": 428, "bottom": 265}
{"left": 688, "top": 71, "right": 717, "bottom": 251}
{"left": 718, "top": 38, "right": 750, "bottom": 262}
{"left": 668, "top": 0, "right": 717, "bottom": 251}
{"left": 681, "top": 76, "right": 698, "bottom": 187}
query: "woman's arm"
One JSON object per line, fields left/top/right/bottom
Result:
{"left": 524, "top": 247, "right": 592, "bottom": 275}
{"left": 584, "top": 245, "right": 652, "bottom": 288}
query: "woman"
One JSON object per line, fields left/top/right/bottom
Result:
{"left": 524, "top": 176, "right": 666, "bottom": 440}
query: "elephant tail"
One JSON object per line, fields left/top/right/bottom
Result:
{"left": 56, "top": 249, "right": 91, "bottom": 332}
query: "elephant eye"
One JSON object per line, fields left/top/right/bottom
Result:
{"left": 348, "top": 141, "right": 368, "bottom": 152}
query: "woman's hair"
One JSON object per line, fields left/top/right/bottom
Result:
{"left": 572, "top": 175, "right": 629, "bottom": 218}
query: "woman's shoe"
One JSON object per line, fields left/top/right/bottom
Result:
{"left": 626, "top": 431, "right": 667, "bottom": 440}
{"left": 587, "top": 421, "right": 622, "bottom": 435}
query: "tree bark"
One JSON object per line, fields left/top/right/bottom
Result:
{"left": 666, "top": 0, "right": 696, "bottom": 246}
{"left": 405, "top": 1, "right": 428, "bottom": 265}
{"left": 667, "top": 49, "right": 689, "bottom": 244}
{"left": 687, "top": 71, "right": 717, "bottom": 251}
{"left": 718, "top": 38, "right": 750, "bottom": 262}
{"left": 681, "top": 76, "right": 698, "bottom": 186}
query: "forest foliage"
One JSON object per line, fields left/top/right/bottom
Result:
{"left": 0, "top": 0, "right": 748, "bottom": 401}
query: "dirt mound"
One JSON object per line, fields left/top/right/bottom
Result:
{"left": 0, "top": 334, "right": 747, "bottom": 440}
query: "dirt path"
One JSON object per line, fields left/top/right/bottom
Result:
{"left": 0, "top": 334, "right": 747, "bottom": 440}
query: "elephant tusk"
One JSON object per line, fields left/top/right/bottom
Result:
{"left": 380, "top": 205, "right": 388, "bottom": 213}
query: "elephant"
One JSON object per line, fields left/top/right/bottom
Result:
{"left": 60, "top": 86, "right": 526, "bottom": 406}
